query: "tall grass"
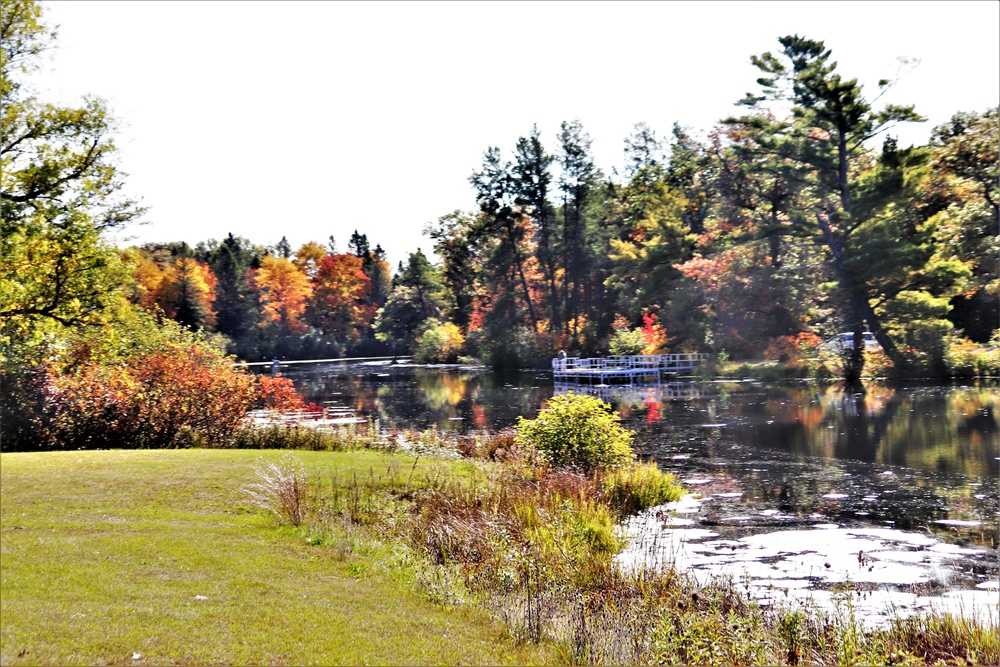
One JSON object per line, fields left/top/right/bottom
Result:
{"left": 241, "top": 455, "right": 309, "bottom": 525}
{"left": 602, "top": 460, "right": 683, "bottom": 514}
{"left": 229, "top": 421, "right": 368, "bottom": 450}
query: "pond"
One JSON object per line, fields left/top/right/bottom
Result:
{"left": 276, "top": 361, "right": 1000, "bottom": 624}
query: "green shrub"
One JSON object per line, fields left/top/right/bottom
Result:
{"left": 414, "top": 319, "right": 465, "bottom": 363}
{"left": 515, "top": 393, "right": 635, "bottom": 471}
{"left": 946, "top": 335, "right": 1000, "bottom": 378}
{"left": 609, "top": 327, "right": 646, "bottom": 356}
{"left": 602, "top": 461, "right": 683, "bottom": 515}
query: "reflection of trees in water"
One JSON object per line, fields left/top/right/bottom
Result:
{"left": 284, "top": 371, "right": 998, "bottom": 477}
{"left": 649, "top": 433, "right": 996, "bottom": 545}
{"left": 279, "top": 368, "right": 552, "bottom": 431}
{"left": 701, "top": 384, "right": 999, "bottom": 478}
{"left": 415, "top": 370, "right": 468, "bottom": 410}
{"left": 873, "top": 387, "right": 999, "bottom": 478}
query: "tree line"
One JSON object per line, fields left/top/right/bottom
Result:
{"left": 2, "top": 0, "right": 996, "bottom": 381}
{"left": 125, "top": 232, "right": 393, "bottom": 360}
{"left": 420, "top": 38, "right": 996, "bottom": 379}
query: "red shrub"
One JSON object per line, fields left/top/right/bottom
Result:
{"left": 254, "top": 374, "right": 306, "bottom": 412}
{"left": 31, "top": 343, "right": 259, "bottom": 449}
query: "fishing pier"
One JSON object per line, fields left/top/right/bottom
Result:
{"left": 552, "top": 353, "right": 708, "bottom": 385}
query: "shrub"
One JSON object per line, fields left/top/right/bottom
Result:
{"left": 1, "top": 311, "right": 261, "bottom": 450}
{"left": 946, "top": 335, "right": 1000, "bottom": 378}
{"left": 45, "top": 342, "right": 257, "bottom": 449}
{"left": 764, "top": 332, "right": 822, "bottom": 365}
{"left": 0, "top": 362, "right": 58, "bottom": 449}
{"left": 609, "top": 328, "right": 646, "bottom": 356}
{"left": 602, "top": 461, "right": 683, "bottom": 515}
{"left": 414, "top": 319, "right": 465, "bottom": 364}
{"left": 254, "top": 374, "right": 306, "bottom": 411}
{"left": 515, "top": 393, "right": 635, "bottom": 472}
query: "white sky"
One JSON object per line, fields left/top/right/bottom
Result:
{"left": 34, "top": 1, "right": 1000, "bottom": 269}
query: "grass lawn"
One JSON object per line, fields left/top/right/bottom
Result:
{"left": 0, "top": 449, "right": 555, "bottom": 665}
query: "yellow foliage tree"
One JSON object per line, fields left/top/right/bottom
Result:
{"left": 254, "top": 255, "right": 312, "bottom": 336}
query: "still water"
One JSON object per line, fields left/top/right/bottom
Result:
{"left": 279, "top": 362, "right": 1000, "bottom": 622}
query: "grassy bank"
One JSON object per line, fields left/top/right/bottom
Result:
{"left": 0, "top": 449, "right": 553, "bottom": 666}
{"left": 3, "top": 443, "right": 997, "bottom": 666}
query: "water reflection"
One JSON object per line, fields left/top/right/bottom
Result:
{"left": 281, "top": 366, "right": 998, "bottom": 479}
{"left": 280, "top": 363, "right": 550, "bottom": 432}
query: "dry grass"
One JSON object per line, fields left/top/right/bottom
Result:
{"left": 241, "top": 454, "right": 309, "bottom": 526}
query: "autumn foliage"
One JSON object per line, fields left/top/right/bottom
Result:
{"left": 310, "top": 253, "right": 375, "bottom": 341}
{"left": 255, "top": 255, "right": 313, "bottom": 336}
{"left": 1, "top": 342, "right": 260, "bottom": 450}
{"left": 254, "top": 374, "right": 306, "bottom": 412}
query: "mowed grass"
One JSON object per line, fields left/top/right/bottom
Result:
{"left": 0, "top": 449, "right": 554, "bottom": 666}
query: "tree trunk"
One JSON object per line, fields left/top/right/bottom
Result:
{"left": 505, "top": 218, "right": 538, "bottom": 332}
{"left": 816, "top": 213, "right": 901, "bottom": 374}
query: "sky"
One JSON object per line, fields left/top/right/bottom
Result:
{"left": 33, "top": 1, "right": 1000, "bottom": 269}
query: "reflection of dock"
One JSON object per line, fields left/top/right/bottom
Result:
{"left": 552, "top": 354, "right": 707, "bottom": 384}
{"left": 554, "top": 381, "right": 704, "bottom": 402}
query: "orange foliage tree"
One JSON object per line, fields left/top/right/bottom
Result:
{"left": 161, "top": 257, "right": 218, "bottom": 330}
{"left": 293, "top": 241, "right": 327, "bottom": 279}
{"left": 310, "top": 253, "right": 375, "bottom": 341}
{"left": 129, "top": 252, "right": 218, "bottom": 330}
{"left": 254, "top": 374, "right": 306, "bottom": 411}
{"left": 254, "top": 255, "right": 312, "bottom": 336}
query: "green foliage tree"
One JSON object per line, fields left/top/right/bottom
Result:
{"left": 512, "top": 125, "right": 560, "bottom": 330}
{"left": 608, "top": 326, "right": 647, "bottom": 356}
{"left": 375, "top": 250, "right": 447, "bottom": 350}
{"left": 515, "top": 393, "right": 635, "bottom": 471}
{"left": 624, "top": 122, "right": 665, "bottom": 187}
{"left": 928, "top": 108, "right": 999, "bottom": 342}
{"left": 558, "top": 119, "right": 600, "bottom": 334}
{"left": 1, "top": 0, "right": 141, "bottom": 344}
{"left": 414, "top": 318, "right": 465, "bottom": 364}
{"left": 470, "top": 146, "right": 539, "bottom": 332}
{"left": 274, "top": 236, "right": 292, "bottom": 259}
{"left": 426, "top": 210, "right": 479, "bottom": 332}
{"left": 204, "top": 233, "right": 262, "bottom": 349}
{"left": 395, "top": 249, "right": 445, "bottom": 318}
{"left": 606, "top": 185, "right": 695, "bottom": 319}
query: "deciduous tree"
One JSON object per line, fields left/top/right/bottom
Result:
{"left": 254, "top": 255, "right": 312, "bottom": 336}
{"left": 1, "top": 0, "right": 141, "bottom": 336}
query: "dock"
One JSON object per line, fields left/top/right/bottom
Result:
{"left": 552, "top": 353, "right": 707, "bottom": 385}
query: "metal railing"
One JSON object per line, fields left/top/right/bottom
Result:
{"left": 552, "top": 353, "right": 707, "bottom": 374}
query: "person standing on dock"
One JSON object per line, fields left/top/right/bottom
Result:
{"left": 271, "top": 358, "right": 280, "bottom": 375}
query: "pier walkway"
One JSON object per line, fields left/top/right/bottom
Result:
{"left": 552, "top": 353, "right": 707, "bottom": 385}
